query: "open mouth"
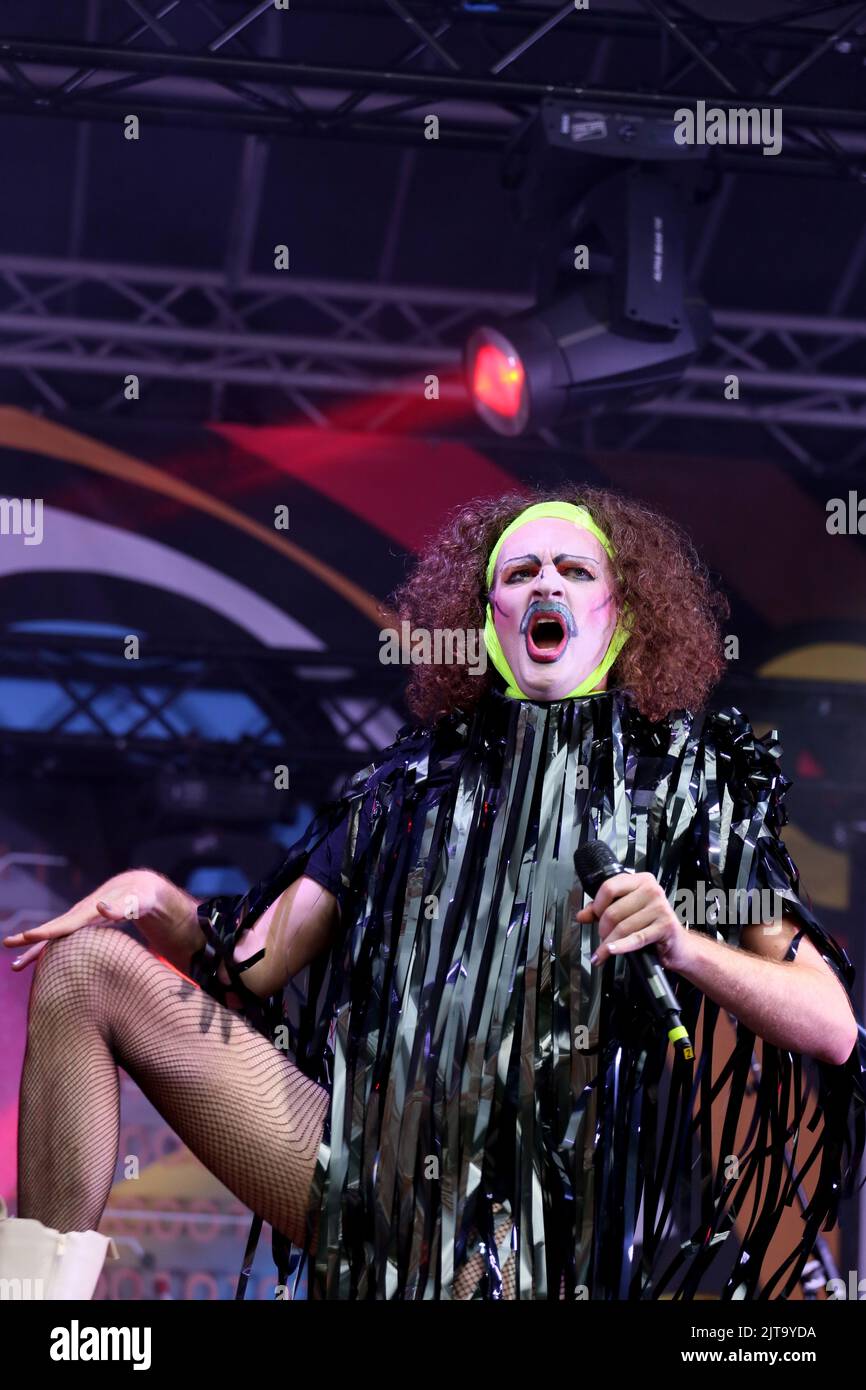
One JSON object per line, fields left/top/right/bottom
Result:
{"left": 526, "top": 610, "right": 569, "bottom": 663}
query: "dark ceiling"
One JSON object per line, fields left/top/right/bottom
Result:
{"left": 0, "top": 1, "right": 864, "bottom": 475}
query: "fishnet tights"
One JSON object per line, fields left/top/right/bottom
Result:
{"left": 17, "top": 924, "right": 329, "bottom": 1248}
{"left": 452, "top": 1208, "right": 568, "bottom": 1299}
{"left": 453, "top": 1208, "right": 518, "bottom": 1299}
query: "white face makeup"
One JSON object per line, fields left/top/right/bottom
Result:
{"left": 488, "top": 516, "right": 618, "bottom": 701}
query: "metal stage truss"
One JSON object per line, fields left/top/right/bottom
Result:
{"left": 0, "top": 635, "right": 405, "bottom": 802}
{"left": 2, "top": 256, "right": 866, "bottom": 454}
{"left": 0, "top": 3, "right": 864, "bottom": 468}
{"left": 1, "top": 4, "right": 866, "bottom": 174}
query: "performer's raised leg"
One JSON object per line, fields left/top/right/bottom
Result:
{"left": 16, "top": 923, "right": 328, "bottom": 1248}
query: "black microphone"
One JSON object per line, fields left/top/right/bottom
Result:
{"left": 573, "top": 841, "right": 694, "bottom": 1061}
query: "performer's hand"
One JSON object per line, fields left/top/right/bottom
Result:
{"left": 2, "top": 870, "right": 202, "bottom": 972}
{"left": 576, "top": 871, "right": 691, "bottom": 973}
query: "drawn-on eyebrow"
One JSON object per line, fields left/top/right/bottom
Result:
{"left": 500, "top": 553, "right": 541, "bottom": 570}
{"left": 500, "top": 552, "right": 599, "bottom": 571}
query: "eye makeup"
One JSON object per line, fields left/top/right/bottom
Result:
{"left": 500, "top": 553, "right": 600, "bottom": 583}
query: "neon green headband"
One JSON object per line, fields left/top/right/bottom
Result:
{"left": 483, "top": 501, "right": 632, "bottom": 700}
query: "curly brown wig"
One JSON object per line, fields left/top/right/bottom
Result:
{"left": 391, "top": 485, "right": 730, "bottom": 725}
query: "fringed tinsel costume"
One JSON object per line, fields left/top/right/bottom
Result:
{"left": 192, "top": 687, "right": 866, "bottom": 1299}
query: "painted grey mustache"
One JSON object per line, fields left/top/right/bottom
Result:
{"left": 519, "top": 599, "right": 578, "bottom": 638}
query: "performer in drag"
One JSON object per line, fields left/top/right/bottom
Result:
{"left": 2, "top": 487, "right": 864, "bottom": 1300}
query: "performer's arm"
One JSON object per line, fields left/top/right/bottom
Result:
{"left": 4, "top": 869, "right": 339, "bottom": 1016}
{"left": 216, "top": 876, "right": 340, "bottom": 1002}
{"left": 582, "top": 874, "right": 859, "bottom": 1066}
{"left": 672, "top": 921, "right": 859, "bottom": 1067}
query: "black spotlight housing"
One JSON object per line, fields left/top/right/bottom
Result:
{"left": 465, "top": 165, "right": 713, "bottom": 437}
{"left": 466, "top": 282, "right": 711, "bottom": 436}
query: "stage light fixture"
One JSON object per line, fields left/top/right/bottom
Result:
{"left": 465, "top": 165, "right": 713, "bottom": 437}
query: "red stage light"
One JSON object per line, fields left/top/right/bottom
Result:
{"left": 471, "top": 343, "right": 525, "bottom": 419}
{"left": 465, "top": 328, "right": 530, "bottom": 436}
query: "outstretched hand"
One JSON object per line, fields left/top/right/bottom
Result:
{"left": 3, "top": 870, "right": 200, "bottom": 972}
